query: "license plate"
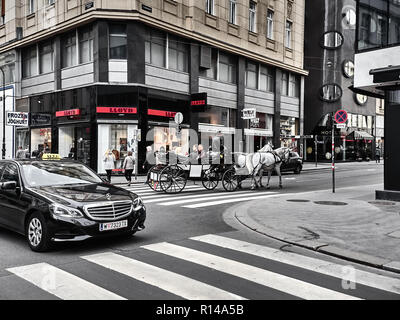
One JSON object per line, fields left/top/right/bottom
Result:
{"left": 99, "top": 220, "right": 128, "bottom": 232}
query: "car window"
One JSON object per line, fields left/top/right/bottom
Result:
{"left": 1, "top": 164, "right": 20, "bottom": 186}
{"left": 0, "top": 163, "right": 6, "bottom": 178}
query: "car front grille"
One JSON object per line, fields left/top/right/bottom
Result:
{"left": 83, "top": 201, "right": 133, "bottom": 221}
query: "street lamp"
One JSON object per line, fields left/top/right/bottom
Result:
{"left": 0, "top": 66, "right": 5, "bottom": 160}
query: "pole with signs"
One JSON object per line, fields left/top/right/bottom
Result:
{"left": 332, "top": 110, "right": 348, "bottom": 193}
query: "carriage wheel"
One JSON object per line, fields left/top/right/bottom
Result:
{"left": 147, "top": 166, "right": 163, "bottom": 192}
{"left": 222, "top": 167, "right": 239, "bottom": 192}
{"left": 159, "top": 165, "right": 187, "bottom": 194}
{"left": 201, "top": 167, "right": 219, "bottom": 190}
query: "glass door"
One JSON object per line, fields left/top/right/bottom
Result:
{"left": 76, "top": 127, "right": 91, "bottom": 167}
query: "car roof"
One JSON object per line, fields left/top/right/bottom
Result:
{"left": 0, "top": 159, "right": 80, "bottom": 165}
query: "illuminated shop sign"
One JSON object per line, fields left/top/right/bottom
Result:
{"left": 55, "top": 109, "right": 81, "bottom": 117}
{"left": 190, "top": 92, "right": 207, "bottom": 110}
{"left": 148, "top": 109, "right": 177, "bottom": 118}
{"left": 96, "top": 107, "right": 137, "bottom": 114}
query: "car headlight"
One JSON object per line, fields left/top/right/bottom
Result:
{"left": 132, "top": 195, "right": 145, "bottom": 212}
{"left": 49, "top": 204, "right": 83, "bottom": 218}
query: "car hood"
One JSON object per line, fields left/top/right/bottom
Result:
{"left": 28, "top": 183, "right": 134, "bottom": 207}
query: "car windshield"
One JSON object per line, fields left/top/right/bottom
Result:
{"left": 21, "top": 162, "right": 103, "bottom": 187}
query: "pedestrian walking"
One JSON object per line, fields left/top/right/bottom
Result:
{"left": 16, "top": 146, "right": 25, "bottom": 159}
{"left": 123, "top": 151, "right": 135, "bottom": 186}
{"left": 103, "top": 149, "right": 116, "bottom": 183}
{"left": 375, "top": 148, "right": 381, "bottom": 163}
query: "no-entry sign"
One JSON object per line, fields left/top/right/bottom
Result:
{"left": 334, "top": 110, "right": 348, "bottom": 124}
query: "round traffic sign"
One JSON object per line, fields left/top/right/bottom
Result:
{"left": 334, "top": 110, "right": 348, "bottom": 124}
{"left": 174, "top": 112, "right": 183, "bottom": 124}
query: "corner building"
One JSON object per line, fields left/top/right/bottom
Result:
{"left": 0, "top": 0, "right": 306, "bottom": 174}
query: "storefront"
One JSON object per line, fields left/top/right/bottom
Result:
{"left": 280, "top": 116, "right": 300, "bottom": 151}
{"left": 244, "top": 112, "right": 273, "bottom": 152}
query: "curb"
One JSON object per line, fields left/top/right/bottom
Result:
{"left": 233, "top": 206, "right": 400, "bottom": 274}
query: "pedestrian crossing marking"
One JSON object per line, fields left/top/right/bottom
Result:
{"left": 143, "top": 190, "right": 252, "bottom": 203}
{"left": 6, "top": 263, "right": 125, "bottom": 300}
{"left": 81, "top": 252, "right": 245, "bottom": 300}
{"left": 182, "top": 193, "right": 292, "bottom": 208}
{"left": 142, "top": 242, "right": 361, "bottom": 300}
{"left": 191, "top": 234, "right": 400, "bottom": 295}
{"left": 160, "top": 191, "right": 277, "bottom": 206}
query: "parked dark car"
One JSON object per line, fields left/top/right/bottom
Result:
{"left": 280, "top": 151, "right": 303, "bottom": 174}
{"left": 0, "top": 159, "right": 146, "bottom": 252}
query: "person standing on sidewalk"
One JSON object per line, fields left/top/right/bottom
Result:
{"left": 103, "top": 149, "right": 116, "bottom": 183}
{"left": 123, "top": 151, "right": 135, "bottom": 186}
{"left": 375, "top": 148, "right": 381, "bottom": 163}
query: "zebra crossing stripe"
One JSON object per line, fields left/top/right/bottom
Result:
{"left": 143, "top": 190, "right": 252, "bottom": 203}
{"left": 160, "top": 191, "right": 276, "bottom": 206}
{"left": 81, "top": 252, "right": 245, "bottom": 300}
{"left": 7, "top": 263, "right": 125, "bottom": 300}
{"left": 183, "top": 193, "right": 291, "bottom": 208}
{"left": 191, "top": 234, "right": 400, "bottom": 295}
{"left": 142, "top": 242, "right": 360, "bottom": 300}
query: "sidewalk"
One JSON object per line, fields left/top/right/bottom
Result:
{"left": 232, "top": 183, "right": 400, "bottom": 273}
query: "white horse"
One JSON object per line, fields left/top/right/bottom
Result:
{"left": 249, "top": 147, "right": 291, "bottom": 190}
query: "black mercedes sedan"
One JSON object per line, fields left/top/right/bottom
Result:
{"left": 0, "top": 159, "right": 146, "bottom": 252}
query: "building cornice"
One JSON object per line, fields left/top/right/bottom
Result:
{"left": 0, "top": 9, "right": 308, "bottom": 76}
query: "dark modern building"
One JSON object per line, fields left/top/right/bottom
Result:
{"left": 0, "top": 0, "right": 307, "bottom": 174}
{"left": 353, "top": 0, "right": 400, "bottom": 199}
{"left": 304, "top": 0, "right": 377, "bottom": 162}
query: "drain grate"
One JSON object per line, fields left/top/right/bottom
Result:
{"left": 369, "top": 201, "right": 396, "bottom": 206}
{"left": 287, "top": 199, "right": 311, "bottom": 203}
{"left": 313, "top": 201, "right": 348, "bottom": 206}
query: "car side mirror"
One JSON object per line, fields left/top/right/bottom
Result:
{"left": 1, "top": 181, "right": 17, "bottom": 191}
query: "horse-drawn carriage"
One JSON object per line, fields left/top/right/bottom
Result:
{"left": 146, "top": 151, "right": 234, "bottom": 194}
{"left": 146, "top": 145, "right": 291, "bottom": 193}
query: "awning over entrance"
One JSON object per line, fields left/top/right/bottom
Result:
{"left": 348, "top": 130, "right": 374, "bottom": 140}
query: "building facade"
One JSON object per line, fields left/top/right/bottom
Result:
{"left": 0, "top": 0, "right": 307, "bottom": 174}
{"left": 353, "top": 0, "right": 400, "bottom": 198}
{"left": 304, "top": 0, "right": 377, "bottom": 162}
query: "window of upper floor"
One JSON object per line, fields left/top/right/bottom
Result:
{"left": 39, "top": 40, "right": 54, "bottom": 74}
{"left": 267, "top": 9, "right": 274, "bottom": 40}
{"left": 79, "top": 25, "right": 94, "bottom": 64}
{"left": 109, "top": 24, "right": 127, "bottom": 60}
{"left": 229, "top": 0, "right": 237, "bottom": 25}
{"left": 28, "top": 0, "right": 35, "bottom": 15}
{"left": 281, "top": 71, "right": 300, "bottom": 98}
{"left": 199, "top": 48, "right": 237, "bottom": 84}
{"left": 246, "top": 61, "right": 275, "bottom": 92}
{"left": 22, "top": 45, "right": 38, "bottom": 78}
{"left": 206, "top": 0, "right": 215, "bottom": 16}
{"left": 61, "top": 32, "right": 77, "bottom": 68}
{"left": 285, "top": 20, "right": 292, "bottom": 48}
{"left": 0, "top": 0, "right": 5, "bottom": 25}
{"left": 249, "top": 1, "right": 257, "bottom": 33}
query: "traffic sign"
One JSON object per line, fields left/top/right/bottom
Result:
{"left": 174, "top": 112, "right": 183, "bottom": 124}
{"left": 334, "top": 110, "right": 348, "bottom": 124}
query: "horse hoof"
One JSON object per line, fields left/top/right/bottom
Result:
{"left": 279, "top": 185, "right": 283, "bottom": 189}
{"left": 266, "top": 186, "right": 271, "bottom": 190}
{"left": 251, "top": 186, "right": 256, "bottom": 190}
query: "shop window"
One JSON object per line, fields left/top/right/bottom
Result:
{"left": 343, "top": 60, "right": 354, "bottom": 78}
{"left": 246, "top": 61, "right": 258, "bottom": 89}
{"left": 79, "top": 25, "right": 94, "bottom": 64}
{"left": 98, "top": 124, "right": 139, "bottom": 174}
{"left": 168, "top": 35, "right": 188, "bottom": 72}
{"left": 219, "top": 52, "right": 237, "bottom": 84}
{"left": 260, "top": 65, "right": 274, "bottom": 92}
{"left": 39, "top": 40, "right": 53, "bottom": 74}
{"left": 249, "top": 1, "right": 257, "bottom": 33}
{"left": 62, "top": 32, "right": 77, "bottom": 68}
{"left": 319, "top": 84, "right": 342, "bottom": 102}
{"left": 22, "top": 45, "right": 37, "bottom": 78}
{"left": 321, "top": 31, "right": 343, "bottom": 49}
{"left": 31, "top": 128, "right": 52, "bottom": 156}
{"left": 145, "top": 29, "right": 166, "bottom": 68}
{"left": 109, "top": 24, "right": 127, "bottom": 60}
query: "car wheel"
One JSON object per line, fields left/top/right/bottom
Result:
{"left": 294, "top": 165, "right": 302, "bottom": 174}
{"left": 26, "top": 212, "right": 51, "bottom": 252}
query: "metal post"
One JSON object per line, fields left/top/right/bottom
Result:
{"left": 314, "top": 135, "right": 318, "bottom": 167}
{"left": 332, "top": 116, "right": 335, "bottom": 193}
{"left": 0, "top": 67, "right": 5, "bottom": 160}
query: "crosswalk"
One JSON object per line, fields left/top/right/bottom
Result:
{"left": 119, "top": 183, "right": 287, "bottom": 209}
{"left": 4, "top": 234, "right": 400, "bottom": 300}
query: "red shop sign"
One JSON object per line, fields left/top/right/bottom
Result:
{"left": 191, "top": 100, "right": 206, "bottom": 106}
{"left": 148, "top": 109, "right": 177, "bottom": 118}
{"left": 56, "top": 109, "right": 81, "bottom": 117}
{"left": 96, "top": 107, "right": 137, "bottom": 114}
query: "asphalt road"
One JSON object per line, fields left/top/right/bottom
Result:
{"left": 1, "top": 161, "right": 399, "bottom": 300}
